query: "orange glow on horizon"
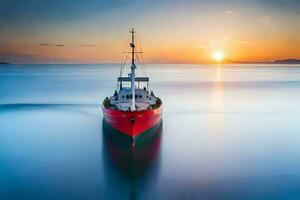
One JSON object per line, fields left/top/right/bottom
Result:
{"left": 1, "top": 0, "right": 300, "bottom": 64}
{"left": 1, "top": 34, "right": 300, "bottom": 64}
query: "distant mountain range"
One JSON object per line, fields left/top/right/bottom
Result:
{"left": 224, "top": 59, "right": 300, "bottom": 64}
{"left": 273, "top": 59, "right": 300, "bottom": 64}
{"left": 0, "top": 62, "right": 10, "bottom": 64}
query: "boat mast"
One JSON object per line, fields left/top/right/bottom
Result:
{"left": 130, "top": 28, "right": 136, "bottom": 111}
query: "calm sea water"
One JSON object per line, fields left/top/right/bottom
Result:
{"left": 1, "top": 64, "right": 300, "bottom": 199}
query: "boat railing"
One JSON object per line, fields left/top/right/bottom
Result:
{"left": 148, "top": 97, "right": 162, "bottom": 110}
{"left": 117, "top": 77, "right": 149, "bottom": 82}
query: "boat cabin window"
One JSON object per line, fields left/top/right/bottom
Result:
{"left": 126, "top": 95, "right": 129, "bottom": 99}
{"left": 139, "top": 95, "right": 142, "bottom": 98}
{"left": 122, "top": 95, "right": 124, "bottom": 98}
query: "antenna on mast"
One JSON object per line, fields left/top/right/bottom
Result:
{"left": 130, "top": 28, "right": 136, "bottom": 111}
{"left": 130, "top": 28, "right": 135, "bottom": 65}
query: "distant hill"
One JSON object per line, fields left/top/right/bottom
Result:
{"left": 0, "top": 62, "right": 10, "bottom": 64}
{"left": 273, "top": 59, "right": 300, "bottom": 64}
{"left": 224, "top": 58, "right": 300, "bottom": 64}
{"left": 223, "top": 59, "right": 269, "bottom": 64}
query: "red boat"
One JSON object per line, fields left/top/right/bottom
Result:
{"left": 102, "top": 28, "right": 162, "bottom": 144}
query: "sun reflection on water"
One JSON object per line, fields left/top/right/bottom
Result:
{"left": 214, "top": 64, "right": 223, "bottom": 83}
{"left": 211, "top": 63, "right": 225, "bottom": 136}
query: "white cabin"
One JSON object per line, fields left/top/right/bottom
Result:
{"left": 110, "top": 77, "right": 158, "bottom": 111}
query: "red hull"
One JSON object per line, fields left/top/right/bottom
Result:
{"left": 103, "top": 106, "right": 162, "bottom": 138}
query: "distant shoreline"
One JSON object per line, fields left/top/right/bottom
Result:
{"left": 273, "top": 59, "right": 300, "bottom": 64}
{"left": 224, "top": 59, "right": 300, "bottom": 65}
{"left": 1, "top": 59, "right": 300, "bottom": 65}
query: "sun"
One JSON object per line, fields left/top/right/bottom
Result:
{"left": 213, "top": 51, "right": 224, "bottom": 62}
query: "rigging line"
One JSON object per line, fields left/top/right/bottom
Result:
{"left": 121, "top": 31, "right": 132, "bottom": 75}
{"left": 118, "top": 35, "right": 131, "bottom": 90}
{"left": 118, "top": 55, "right": 123, "bottom": 91}
{"left": 136, "top": 32, "right": 151, "bottom": 91}
{"left": 117, "top": 57, "right": 123, "bottom": 90}
{"left": 137, "top": 34, "right": 147, "bottom": 77}
{"left": 118, "top": 53, "right": 130, "bottom": 90}
{"left": 120, "top": 53, "right": 125, "bottom": 77}
{"left": 136, "top": 53, "right": 142, "bottom": 77}
{"left": 121, "top": 53, "right": 129, "bottom": 76}
{"left": 123, "top": 31, "right": 133, "bottom": 75}
{"left": 136, "top": 53, "right": 146, "bottom": 77}
{"left": 139, "top": 51, "right": 147, "bottom": 76}
{"left": 136, "top": 51, "right": 146, "bottom": 76}
{"left": 136, "top": 49, "right": 151, "bottom": 92}
{"left": 121, "top": 34, "right": 132, "bottom": 77}
{"left": 138, "top": 52, "right": 147, "bottom": 76}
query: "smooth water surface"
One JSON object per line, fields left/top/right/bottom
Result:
{"left": 1, "top": 64, "right": 300, "bottom": 199}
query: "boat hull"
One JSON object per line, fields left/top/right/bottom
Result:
{"left": 102, "top": 105, "right": 162, "bottom": 141}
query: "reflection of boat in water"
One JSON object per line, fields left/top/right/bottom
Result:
{"left": 103, "top": 120, "right": 162, "bottom": 200}
{"left": 102, "top": 119, "right": 162, "bottom": 177}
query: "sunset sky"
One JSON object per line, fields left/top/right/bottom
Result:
{"left": 0, "top": 0, "right": 300, "bottom": 63}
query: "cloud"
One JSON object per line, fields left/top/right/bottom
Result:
{"left": 39, "top": 43, "right": 65, "bottom": 47}
{"left": 225, "top": 10, "right": 239, "bottom": 15}
{"left": 260, "top": 15, "right": 272, "bottom": 23}
{"left": 39, "top": 44, "right": 96, "bottom": 47}
{"left": 81, "top": 44, "right": 96, "bottom": 47}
